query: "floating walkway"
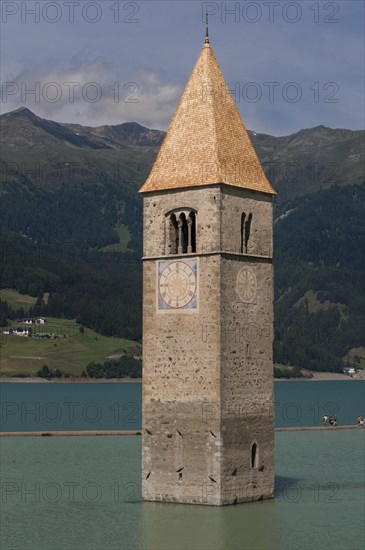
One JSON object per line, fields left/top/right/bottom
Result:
{"left": 275, "top": 425, "right": 362, "bottom": 432}
{"left": 0, "top": 426, "right": 363, "bottom": 436}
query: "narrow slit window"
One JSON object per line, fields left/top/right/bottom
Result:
{"left": 251, "top": 443, "right": 258, "bottom": 469}
{"left": 245, "top": 213, "right": 253, "bottom": 253}
{"left": 241, "top": 213, "right": 246, "bottom": 253}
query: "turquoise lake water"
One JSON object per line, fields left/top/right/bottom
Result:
{"left": 0, "top": 380, "right": 364, "bottom": 431}
{"left": 1, "top": 431, "right": 364, "bottom": 550}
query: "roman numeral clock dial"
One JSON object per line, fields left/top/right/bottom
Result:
{"left": 157, "top": 259, "right": 198, "bottom": 311}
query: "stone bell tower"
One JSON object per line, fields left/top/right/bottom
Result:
{"left": 140, "top": 28, "right": 276, "bottom": 506}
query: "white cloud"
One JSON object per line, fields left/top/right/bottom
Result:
{"left": 1, "top": 57, "right": 182, "bottom": 129}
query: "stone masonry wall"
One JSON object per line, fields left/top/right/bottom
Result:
{"left": 142, "top": 185, "right": 274, "bottom": 505}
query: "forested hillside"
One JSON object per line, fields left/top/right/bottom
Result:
{"left": 1, "top": 108, "right": 364, "bottom": 372}
{"left": 274, "top": 184, "right": 364, "bottom": 371}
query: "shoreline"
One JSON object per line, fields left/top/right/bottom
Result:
{"left": 1, "top": 373, "right": 363, "bottom": 383}
{"left": 0, "top": 430, "right": 142, "bottom": 436}
{"left": 1, "top": 426, "right": 363, "bottom": 437}
{"left": 274, "top": 370, "right": 364, "bottom": 382}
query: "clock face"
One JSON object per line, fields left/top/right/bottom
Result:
{"left": 157, "top": 259, "right": 198, "bottom": 310}
{"left": 236, "top": 267, "right": 257, "bottom": 304}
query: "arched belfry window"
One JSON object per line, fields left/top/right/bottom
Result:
{"left": 165, "top": 209, "right": 196, "bottom": 255}
{"left": 166, "top": 213, "right": 178, "bottom": 254}
{"left": 178, "top": 213, "right": 188, "bottom": 254}
{"left": 189, "top": 212, "right": 196, "bottom": 253}
{"left": 241, "top": 212, "right": 253, "bottom": 253}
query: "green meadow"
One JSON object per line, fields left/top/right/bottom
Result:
{"left": 0, "top": 289, "right": 48, "bottom": 311}
{"left": 344, "top": 346, "right": 365, "bottom": 370}
{"left": 99, "top": 224, "right": 131, "bottom": 253}
{"left": 0, "top": 317, "right": 140, "bottom": 377}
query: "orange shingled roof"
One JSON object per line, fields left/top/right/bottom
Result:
{"left": 140, "top": 42, "right": 276, "bottom": 195}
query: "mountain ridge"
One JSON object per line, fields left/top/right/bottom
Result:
{"left": 1, "top": 107, "right": 363, "bottom": 200}
{"left": 1, "top": 107, "right": 364, "bottom": 373}
{"left": 4, "top": 107, "right": 362, "bottom": 138}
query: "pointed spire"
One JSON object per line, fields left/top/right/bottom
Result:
{"left": 205, "top": 13, "right": 209, "bottom": 44}
{"left": 140, "top": 41, "right": 276, "bottom": 195}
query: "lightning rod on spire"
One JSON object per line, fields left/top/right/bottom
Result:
{"left": 205, "top": 13, "right": 209, "bottom": 44}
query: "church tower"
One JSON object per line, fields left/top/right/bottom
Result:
{"left": 140, "top": 30, "right": 276, "bottom": 506}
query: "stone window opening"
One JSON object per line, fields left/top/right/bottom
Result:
{"left": 251, "top": 442, "right": 258, "bottom": 469}
{"left": 241, "top": 212, "right": 253, "bottom": 253}
{"left": 241, "top": 213, "right": 246, "bottom": 253}
{"left": 166, "top": 213, "right": 178, "bottom": 254}
{"left": 165, "top": 209, "right": 196, "bottom": 255}
{"left": 178, "top": 213, "right": 188, "bottom": 254}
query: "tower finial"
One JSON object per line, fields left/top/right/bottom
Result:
{"left": 205, "top": 12, "right": 209, "bottom": 44}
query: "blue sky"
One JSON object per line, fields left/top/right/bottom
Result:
{"left": 1, "top": 0, "right": 364, "bottom": 135}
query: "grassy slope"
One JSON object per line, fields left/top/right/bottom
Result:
{"left": 344, "top": 347, "right": 365, "bottom": 370}
{"left": 0, "top": 289, "right": 37, "bottom": 311}
{"left": 0, "top": 317, "right": 140, "bottom": 377}
{"left": 0, "top": 289, "right": 50, "bottom": 311}
{"left": 99, "top": 225, "right": 131, "bottom": 253}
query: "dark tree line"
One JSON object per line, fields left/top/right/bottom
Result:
{"left": 85, "top": 355, "right": 142, "bottom": 378}
{"left": 1, "top": 183, "right": 364, "bottom": 372}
